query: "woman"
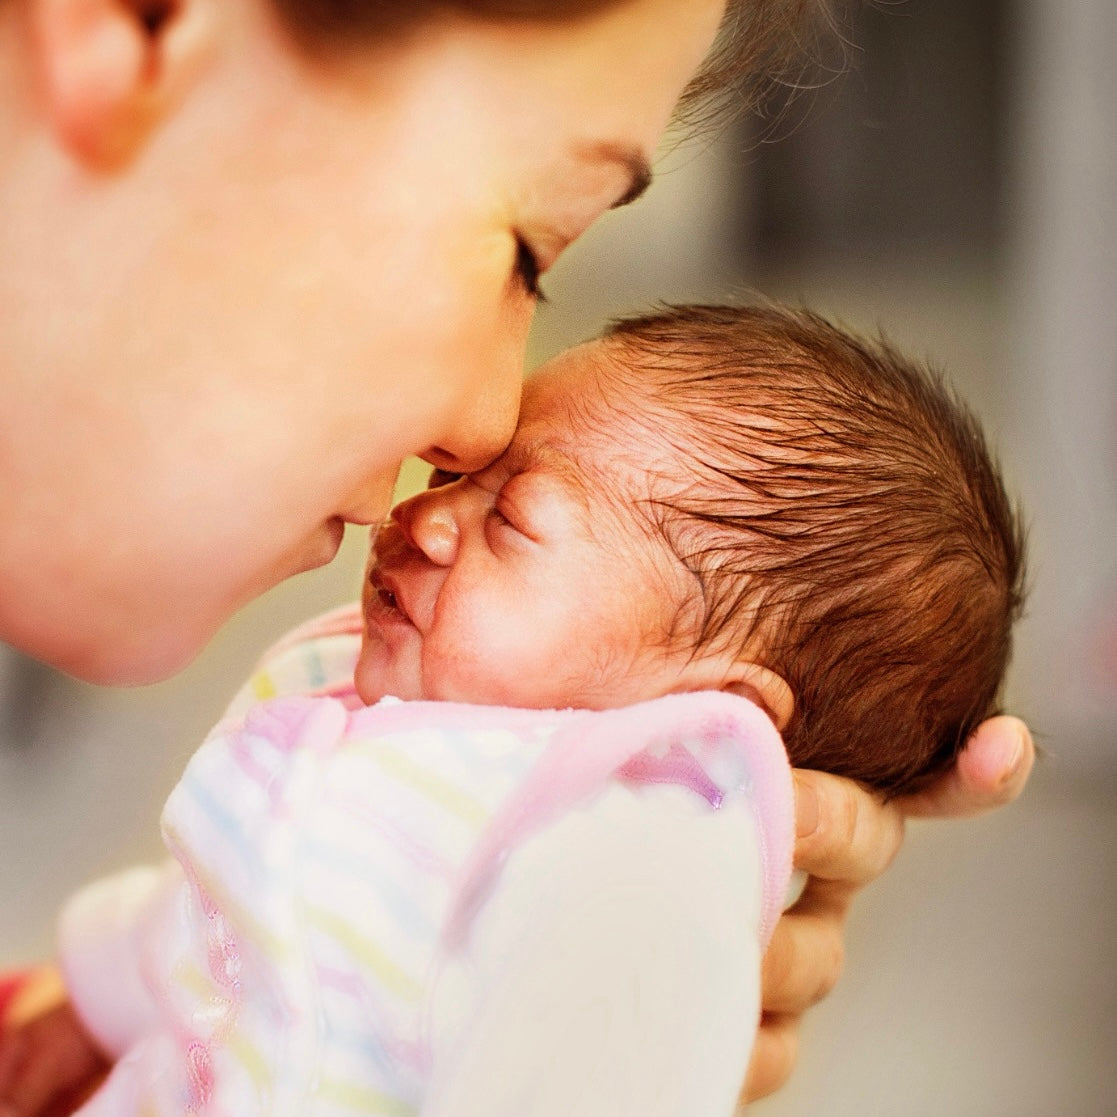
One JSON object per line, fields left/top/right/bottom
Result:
{"left": 0, "top": 0, "right": 1033, "bottom": 1111}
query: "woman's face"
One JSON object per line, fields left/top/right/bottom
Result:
{"left": 0, "top": 0, "right": 725, "bottom": 682}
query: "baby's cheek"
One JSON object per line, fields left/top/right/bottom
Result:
{"left": 422, "top": 627, "right": 539, "bottom": 708}
{"left": 422, "top": 649, "right": 506, "bottom": 707}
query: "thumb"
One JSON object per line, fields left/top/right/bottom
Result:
{"left": 899, "top": 715, "right": 1034, "bottom": 819}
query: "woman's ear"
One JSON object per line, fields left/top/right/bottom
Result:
{"left": 721, "top": 662, "right": 794, "bottom": 732}
{"left": 31, "top": 0, "right": 215, "bottom": 169}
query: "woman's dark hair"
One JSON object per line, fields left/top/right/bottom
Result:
{"left": 268, "top": 0, "right": 839, "bottom": 127}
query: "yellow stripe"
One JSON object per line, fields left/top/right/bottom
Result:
{"left": 303, "top": 903, "right": 421, "bottom": 1000}
{"left": 160, "top": 830, "right": 293, "bottom": 963}
{"left": 225, "top": 1028, "right": 274, "bottom": 1096}
{"left": 206, "top": 882, "right": 291, "bottom": 961}
{"left": 315, "top": 1074, "right": 414, "bottom": 1115}
{"left": 171, "top": 967, "right": 273, "bottom": 1098}
{"left": 175, "top": 958, "right": 220, "bottom": 1003}
{"left": 372, "top": 743, "right": 489, "bottom": 825}
{"left": 251, "top": 669, "right": 278, "bottom": 701}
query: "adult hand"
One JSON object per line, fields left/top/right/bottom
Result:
{"left": 0, "top": 967, "right": 108, "bottom": 1117}
{"left": 741, "top": 715, "right": 1034, "bottom": 1103}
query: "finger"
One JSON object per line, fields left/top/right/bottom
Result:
{"left": 792, "top": 769, "right": 905, "bottom": 886}
{"left": 899, "top": 715, "right": 1034, "bottom": 819}
{"left": 760, "top": 888, "right": 847, "bottom": 1016}
{"left": 740, "top": 1013, "right": 800, "bottom": 1104}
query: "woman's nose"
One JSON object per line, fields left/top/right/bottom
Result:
{"left": 341, "top": 467, "right": 400, "bottom": 527}
{"left": 392, "top": 487, "right": 460, "bottom": 567}
{"left": 420, "top": 363, "right": 523, "bottom": 476}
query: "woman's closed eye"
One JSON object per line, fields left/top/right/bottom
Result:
{"left": 513, "top": 235, "right": 548, "bottom": 303}
{"left": 427, "top": 468, "right": 462, "bottom": 490}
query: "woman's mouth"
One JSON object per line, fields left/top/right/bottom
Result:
{"left": 291, "top": 517, "right": 346, "bottom": 577}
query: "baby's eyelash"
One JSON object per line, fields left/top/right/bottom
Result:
{"left": 513, "top": 236, "right": 548, "bottom": 303}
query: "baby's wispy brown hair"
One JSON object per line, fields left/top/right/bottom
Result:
{"left": 603, "top": 303, "right": 1026, "bottom": 797}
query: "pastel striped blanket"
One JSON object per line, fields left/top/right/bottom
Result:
{"left": 59, "top": 618, "right": 793, "bottom": 1117}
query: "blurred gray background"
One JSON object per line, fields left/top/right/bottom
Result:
{"left": 2, "top": 0, "right": 1114, "bottom": 1113}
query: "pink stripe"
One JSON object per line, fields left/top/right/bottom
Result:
{"left": 440, "top": 691, "right": 794, "bottom": 951}
{"left": 333, "top": 792, "right": 456, "bottom": 880}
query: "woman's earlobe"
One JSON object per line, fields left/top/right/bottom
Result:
{"left": 722, "top": 663, "right": 795, "bottom": 732}
{"left": 31, "top": 0, "right": 215, "bottom": 170}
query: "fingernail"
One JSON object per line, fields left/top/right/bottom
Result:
{"left": 794, "top": 775, "right": 819, "bottom": 838}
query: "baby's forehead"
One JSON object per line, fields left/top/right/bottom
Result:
{"left": 513, "top": 342, "right": 686, "bottom": 510}
{"left": 522, "top": 337, "right": 610, "bottom": 402}
{"left": 520, "top": 336, "right": 661, "bottom": 434}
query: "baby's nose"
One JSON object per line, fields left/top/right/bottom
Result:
{"left": 393, "top": 490, "right": 459, "bottom": 567}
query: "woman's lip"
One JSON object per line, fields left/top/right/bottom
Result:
{"left": 294, "top": 518, "right": 346, "bottom": 575}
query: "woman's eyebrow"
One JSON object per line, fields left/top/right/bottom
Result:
{"left": 575, "top": 141, "right": 654, "bottom": 209}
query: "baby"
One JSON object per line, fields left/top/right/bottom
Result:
{"left": 13, "top": 303, "right": 1024, "bottom": 1117}
{"left": 356, "top": 301, "right": 1023, "bottom": 794}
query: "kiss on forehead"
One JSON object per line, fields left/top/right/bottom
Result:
{"left": 359, "top": 339, "right": 700, "bottom": 713}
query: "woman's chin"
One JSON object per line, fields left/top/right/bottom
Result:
{"left": 59, "top": 622, "right": 209, "bottom": 687}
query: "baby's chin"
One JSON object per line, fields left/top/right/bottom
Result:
{"left": 353, "top": 653, "right": 390, "bottom": 706}
{"left": 353, "top": 641, "right": 422, "bottom": 706}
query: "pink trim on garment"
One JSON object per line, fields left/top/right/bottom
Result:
{"left": 368, "top": 692, "right": 799, "bottom": 953}
{"left": 263, "top": 609, "right": 795, "bottom": 948}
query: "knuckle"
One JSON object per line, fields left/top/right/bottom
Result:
{"left": 812, "top": 931, "right": 846, "bottom": 1004}
{"left": 743, "top": 1016, "right": 800, "bottom": 1104}
{"left": 760, "top": 925, "right": 794, "bottom": 997}
{"left": 882, "top": 813, "right": 907, "bottom": 872}
{"left": 835, "top": 779, "right": 864, "bottom": 848}
{"left": 762, "top": 907, "right": 847, "bottom": 1013}
{"left": 831, "top": 777, "right": 906, "bottom": 884}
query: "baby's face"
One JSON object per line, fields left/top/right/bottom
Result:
{"left": 356, "top": 341, "right": 708, "bottom": 709}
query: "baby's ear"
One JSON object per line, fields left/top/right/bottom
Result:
{"left": 30, "top": 0, "right": 216, "bottom": 169}
{"left": 722, "top": 663, "right": 794, "bottom": 732}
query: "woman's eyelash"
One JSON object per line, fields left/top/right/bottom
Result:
{"left": 427, "top": 468, "right": 462, "bottom": 490}
{"left": 514, "top": 236, "right": 548, "bottom": 303}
